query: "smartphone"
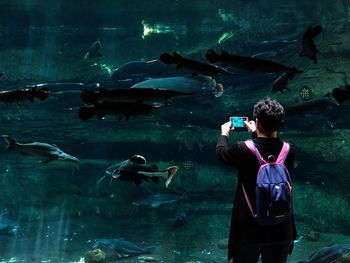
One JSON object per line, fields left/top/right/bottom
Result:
{"left": 230, "top": 116, "right": 249, "bottom": 131}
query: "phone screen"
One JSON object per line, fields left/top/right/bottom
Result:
{"left": 230, "top": 116, "right": 248, "bottom": 130}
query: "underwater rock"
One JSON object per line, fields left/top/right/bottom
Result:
{"left": 217, "top": 238, "right": 229, "bottom": 249}
{"left": 305, "top": 230, "right": 321, "bottom": 241}
{"left": 298, "top": 243, "right": 350, "bottom": 263}
{"left": 84, "top": 249, "right": 106, "bottom": 263}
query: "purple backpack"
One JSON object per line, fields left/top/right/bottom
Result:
{"left": 242, "top": 140, "right": 293, "bottom": 225}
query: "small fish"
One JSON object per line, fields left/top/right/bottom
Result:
{"left": 0, "top": 213, "right": 19, "bottom": 236}
{"left": 132, "top": 192, "right": 187, "bottom": 208}
{"left": 0, "top": 87, "right": 50, "bottom": 104}
{"left": 2, "top": 135, "right": 79, "bottom": 164}
{"left": 84, "top": 39, "right": 102, "bottom": 60}
{"left": 93, "top": 238, "right": 152, "bottom": 259}
{"left": 100, "top": 154, "right": 178, "bottom": 188}
{"left": 160, "top": 52, "right": 235, "bottom": 77}
{"left": 300, "top": 25, "right": 323, "bottom": 64}
{"left": 79, "top": 102, "right": 158, "bottom": 121}
{"left": 206, "top": 49, "right": 303, "bottom": 75}
{"left": 80, "top": 87, "right": 194, "bottom": 106}
{"left": 297, "top": 243, "right": 350, "bottom": 263}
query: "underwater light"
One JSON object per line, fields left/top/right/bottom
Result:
{"left": 141, "top": 20, "right": 174, "bottom": 39}
{"left": 299, "top": 86, "right": 312, "bottom": 100}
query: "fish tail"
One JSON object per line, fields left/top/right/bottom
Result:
{"left": 2, "top": 135, "right": 16, "bottom": 152}
{"left": 165, "top": 166, "right": 178, "bottom": 188}
{"left": 80, "top": 89, "right": 97, "bottom": 104}
{"left": 205, "top": 49, "right": 221, "bottom": 63}
{"left": 159, "top": 52, "right": 176, "bottom": 65}
{"left": 79, "top": 106, "right": 96, "bottom": 120}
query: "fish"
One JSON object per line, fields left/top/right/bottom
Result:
{"left": 297, "top": 244, "right": 350, "bottom": 263}
{"left": 205, "top": 49, "right": 303, "bottom": 75}
{"left": 78, "top": 102, "right": 158, "bottom": 121}
{"left": 271, "top": 71, "right": 297, "bottom": 93}
{"left": 132, "top": 192, "right": 187, "bottom": 208}
{"left": 159, "top": 52, "right": 235, "bottom": 77}
{"left": 33, "top": 82, "right": 99, "bottom": 94}
{"left": 285, "top": 94, "right": 339, "bottom": 116}
{"left": 131, "top": 75, "right": 224, "bottom": 98}
{"left": 0, "top": 213, "right": 19, "bottom": 236}
{"left": 2, "top": 135, "right": 79, "bottom": 164}
{"left": 111, "top": 60, "right": 178, "bottom": 82}
{"left": 84, "top": 39, "right": 102, "bottom": 60}
{"left": 80, "top": 87, "right": 195, "bottom": 106}
{"left": 100, "top": 154, "right": 178, "bottom": 188}
{"left": 93, "top": 238, "right": 152, "bottom": 259}
{"left": 300, "top": 25, "right": 323, "bottom": 64}
{"left": 0, "top": 87, "right": 50, "bottom": 104}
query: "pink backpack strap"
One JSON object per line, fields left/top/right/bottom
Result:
{"left": 276, "top": 142, "right": 290, "bottom": 164}
{"left": 244, "top": 140, "right": 267, "bottom": 165}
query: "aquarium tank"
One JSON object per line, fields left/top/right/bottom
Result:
{"left": 0, "top": 0, "right": 350, "bottom": 262}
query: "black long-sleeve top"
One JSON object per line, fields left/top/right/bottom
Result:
{"left": 216, "top": 134, "right": 297, "bottom": 261}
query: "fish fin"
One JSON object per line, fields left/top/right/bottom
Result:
{"left": 112, "top": 170, "right": 121, "bottom": 179}
{"left": 79, "top": 106, "right": 96, "bottom": 120}
{"left": 2, "top": 135, "right": 16, "bottom": 152}
{"left": 165, "top": 166, "right": 179, "bottom": 188}
{"left": 130, "top": 154, "right": 146, "bottom": 164}
{"left": 159, "top": 52, "right": 175, "bottom": 64}
{"left": 96, "top": 175, "right": 106, "bottom": 184}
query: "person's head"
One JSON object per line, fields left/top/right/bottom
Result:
{"left": 253, "top": 98, "right": 285, "bottom": 133}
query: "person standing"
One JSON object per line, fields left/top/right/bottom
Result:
{"left": 216, "top": 98, "right": 297, "bottom": 263}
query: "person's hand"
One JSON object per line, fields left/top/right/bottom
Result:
{"left": 221, "top": 121, "right": 233, "bottom": 136}
{"left": 244, "top": 120, "right": 256, "bottom": 133}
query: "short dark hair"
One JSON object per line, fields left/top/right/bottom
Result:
{"left": 253, "top": 98, "right": 285, "bottom": 131}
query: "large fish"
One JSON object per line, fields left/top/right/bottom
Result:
{"left": 79, "top": 102, "right": 158, "bottom": 121}
{"left": 2, "top": 135, "right": 79, "bottom": 164}
{"left": 297, "top": 244, "right": 350, "bottom": 263}
{"left": 285, "top": 94, "right": 339, "bottom": 116}
{"left": 160, "top": 52, "right": 235, "bottom": 77}
{"left": 100, "top": 154, "right": 178, "bottom": 188}
{"left": 0, "top": 87, "right": 49, "bottom": 104}
{"left": 80, "top": 87, "right": 194, "bottom": 106}
{"left": 111, "top": 60, "right": 178, "bottom": 82}
{"left": 300, "top": 25, "right": 323, "bottom": 64}
{"left": 131, "top": 75, "right": 224, "bottom": 98}
{"left": 205, "top": 49, "right": 303, "bottom": 75}
{"left": 93, "top": 238, "right": 152, "bottom": 259}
